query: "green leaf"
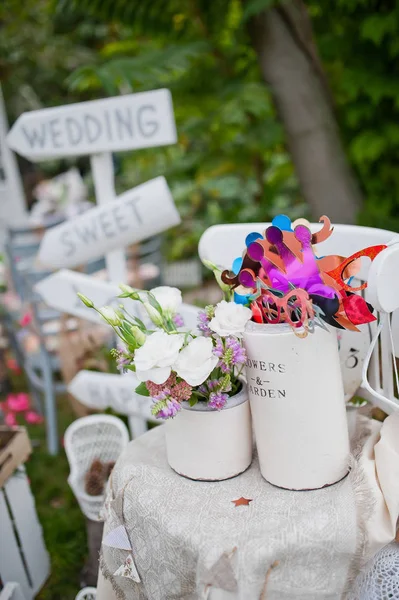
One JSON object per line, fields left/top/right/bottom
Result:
{"left": 135, "top": 382, "right": 150, "bottom": 396}
{"left": 133, "top": 316, "right": 147, "bottom": 330}
{"left": 188, "top": 395, "right": 198, "bottom": 407}
{"left": 146, "top": 292, "right": 164, "bottom": 315}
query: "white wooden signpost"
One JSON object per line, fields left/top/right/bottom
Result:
{"left": 7, "top": 89, "right": 176, "bottom": 159}
{"left": 35, "top": 269, "right": 202, "bottom": 330}
{"left": 36, "top": 176, "right": 179, "bottom": 270}
{"left": 0, "top": 86, "right": 27, "bottom": 247}
{"left": 68, "top": 370, "right": 156, "bottom": 438}
{"left": 34, "top": 269, "right": 134, "bottom": 324}
{"left": 7, "top": 89, "right": 178, "bottom": 282}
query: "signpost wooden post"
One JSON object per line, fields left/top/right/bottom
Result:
{"left": 7, "top": 89, "right": 177, "bottom": 281}
{"left": 0, "top": 86, "right": 27, "bottom": 246}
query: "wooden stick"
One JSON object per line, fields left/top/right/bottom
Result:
{"left": 260, "top": 560, "right": 279, "bottom": 600}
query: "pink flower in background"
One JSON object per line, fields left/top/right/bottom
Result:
{"left": 7, "top": 393, "right": 30, "bottom": 413}
{"left": 6, "top": 357, "right": 22, "bottom": 374}
{"left": 5, "top": 412, "right": 17, "bottom": 427}
{"left": 25, "top": 411, "right": 44, "bottom": 425}
{"left": 19, "top": 311, "right": 33, "bottom": 327}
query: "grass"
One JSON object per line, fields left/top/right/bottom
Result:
{"left": 1, "top": 374, "right": 87, "bottom": 600}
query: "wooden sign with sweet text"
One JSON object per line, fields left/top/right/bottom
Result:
{"left": 36, "top": 176, "right": 180, "bottom": 269}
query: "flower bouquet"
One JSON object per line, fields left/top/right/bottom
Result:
{"left": 78, "top": 284, "right": 253, "bottom": 480}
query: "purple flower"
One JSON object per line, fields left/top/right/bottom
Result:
{"left": 226, "top": 336, "right": 247, "bottom": 365}
{"left": 197, "top": 311, "right": 212, "bottom": 336}
{"left": 173, "top": 313, "right": 184, "bottom": 328}
{"left": 207, "top": 379, "right": 219, "bottom": 390}
{"left": 214, "top": 336, "right": 246, "bottom": 373}
{"left": 156, "top": 398, "right": 181, "bottom": 419}
{"left": 208, "top": 391, "right": 229, "bottom": 410}
{"left": 115, "top": 346, "right": 131, "bottom": 373}
{"left": 213, "top": 337, "right": 224, "bottom": 358}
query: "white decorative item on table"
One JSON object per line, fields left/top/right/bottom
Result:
{"left": 165, "top": 383, "right": 252, "bottom": 481}
{"left": 77, "top": 285, "right": 254, "bottom": 481}
{"left": 211, "top": 215, "right": 398, "bottom": 490}
{"left": 244, "top": 321, "right": 350, "bottom": 489}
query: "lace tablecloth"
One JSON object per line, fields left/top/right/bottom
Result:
{"left": 97, "top": 414, "right": 399, "bottom": 600}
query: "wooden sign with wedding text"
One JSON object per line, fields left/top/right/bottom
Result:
{"left": 6, "top": 89, "right": 176, "bottom": 160}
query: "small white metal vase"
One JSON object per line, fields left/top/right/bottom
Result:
{"left": 243, "top": 322, "right": 350, "bottom": 490}
{"left": 165, "top": 384, "right": 252, "bottom": 481}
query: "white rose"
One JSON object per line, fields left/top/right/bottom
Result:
{"left": 98, "top": 306, "right": 122, "bottom": 326}
{"left": 150, "top": 286, "right": 182, "bottom": 316}
{"left": 134, "top": 331, "right": 184, "bottom": 384}
{"left": 209, "top": 300, "right": 252, "bottom": 337}
{"left": 174, "top": 337, "right": 218, "bottom": 386}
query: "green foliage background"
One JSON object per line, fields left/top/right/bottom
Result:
{"left": 1, "top": 0, "right": 398, "bottom": 261}
{"left": 311, "top": 0, "right": 399, "bottom": 232}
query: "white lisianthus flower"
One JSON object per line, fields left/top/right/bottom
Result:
{"left": 98, "top": 306, "right": 122, "bottom": 326}
{"left": 173, "top": 337, "right": 218, "bottom": 386}
{"left": 150, "top": 286, "right": 182, "bottom": 316}
{"left": 134, "top": 331, "right": 184, "bottom": 384}
{"left": 143, "top": 302, "right": 163, "bottom": 326}
{"left": 130, "top": 326, "right": 146, "bottom": 346}
{"left": 119, "top": 284, "right": 140, "bottom": 299}
{"left": 209, "top": 300, "right": 252, "bottom": 337}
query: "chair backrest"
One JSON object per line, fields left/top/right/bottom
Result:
{"left": 198, "top": 223, "right": 398, "bottom": 411}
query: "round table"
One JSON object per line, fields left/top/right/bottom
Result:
{"left": 97, "top": 416, "right": 399, "bottom": 600}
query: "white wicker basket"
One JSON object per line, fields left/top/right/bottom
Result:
{"left": 75, "top": 587, "right": 97, "bottom": 600}
{"left": 65, "top": 415, "right": 129, "bottom": 521}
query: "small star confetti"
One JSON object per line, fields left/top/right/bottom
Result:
{"left": 232, "top": 497, "right": 253, "bottom": 507}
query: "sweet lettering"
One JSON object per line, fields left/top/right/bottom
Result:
{"left": 58, "top": 194, "right": 145, "bottom": 258}
{"left": 60, "top": 230, "right": 76, "bottom": 257}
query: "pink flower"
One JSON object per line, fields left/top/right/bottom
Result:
{"left": 7, "top": 393, "right": 30, "bottom": 413}
{"left": 25, "top": 411, "right": 44, "bottom": 425}
{"left": 6, "top": 357, "right": 22, "bottom": 374}
{"left": 5, "top": 412, "right": 17, "bottom": 427}
{"left": 19, "top": 312, "right": 33, "bottom": 327}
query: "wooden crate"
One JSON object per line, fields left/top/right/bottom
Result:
{"left": 0, "top": 428, "right": 31, "bottom": 488}
{"left": 0, "top": 470, "right": 50, "bottom": 599}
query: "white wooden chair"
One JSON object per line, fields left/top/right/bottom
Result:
{"left": 64, "top": 415, "right": 129, "bottom": 521}
{"left": 198, "top": 222, "right": 399, "bottom": 414}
